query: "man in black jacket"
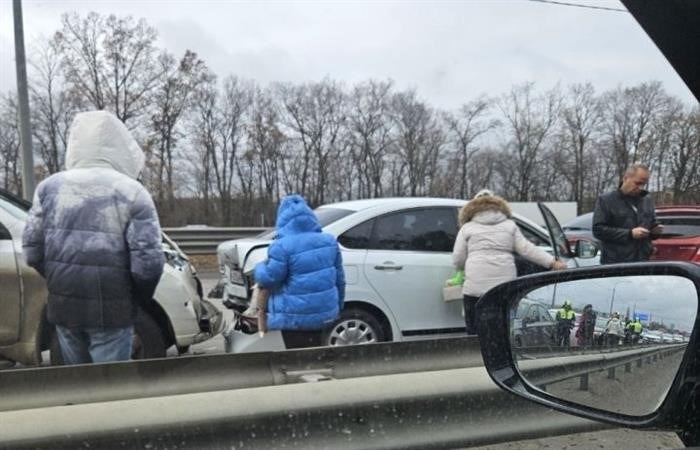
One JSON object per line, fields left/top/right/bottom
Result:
{"left": 593, "top": 164, "right": 663, "bottom": 264}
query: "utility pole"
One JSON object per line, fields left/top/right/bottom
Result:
{"left": 13, "top": 0, "right": 36, "bottom": 201}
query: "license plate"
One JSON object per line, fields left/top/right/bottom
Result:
{"left": 229, "top": 269, "right": 245, "bottom": 285}
{"left": 228, "top": 283, "right": 248, "bottom": 299}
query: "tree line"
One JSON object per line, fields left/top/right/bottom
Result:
{"left": 1, "top": 12, "right": 699, "bottom": 226}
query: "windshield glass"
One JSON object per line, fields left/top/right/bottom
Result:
{"left": 255, "top": 207, "right": 353, "bottom": 240}
{"left": 0, "top": 196, "right": 29, "bottom": 221}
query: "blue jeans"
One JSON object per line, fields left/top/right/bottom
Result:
{"left": 55, "top": 325, "right": 134, "bottom": 364}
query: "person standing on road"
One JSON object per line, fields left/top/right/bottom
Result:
{"left": 452, "top": 190, "right": 567, "bottom": 335}
{"left": 604, "top": 312, "right": 625, "bottom": 346}
{"left": 555, "top": 300, "right": 576, "bottom": 347}
{"left": 253, "top": 194, "right": 345, "bottom": 347}
{"left": 576, "top": 304, "right": 597, "bottom": 347}
{"left": 22, "top": 111, "right": 165, "bottom": 365}
{"left": 593, "top": 164, "right": 663, "bottom": 264}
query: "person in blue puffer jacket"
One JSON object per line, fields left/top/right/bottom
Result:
{"left": 254, "top": 194, "right": 345, "bottom": 331}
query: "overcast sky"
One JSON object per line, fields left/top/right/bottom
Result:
{"left": 0, "top": 0, "right": 697, "bottom": 110}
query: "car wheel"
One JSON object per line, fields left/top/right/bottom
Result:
{"left": 323, "top": 308, "right": 385, "bottom": 346}
{"left": 49, "top": 310, "right": 167, "bottom": 364}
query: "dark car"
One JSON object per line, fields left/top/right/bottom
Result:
{"left": 512, "top": 298, "right": 557, "bottom": 348}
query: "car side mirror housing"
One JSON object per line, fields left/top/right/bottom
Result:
{"left": 574, "top": 239, "right": 599, "bottom": 259}
{"left": 476, "top": 262, "right": 700, "bottom": 430}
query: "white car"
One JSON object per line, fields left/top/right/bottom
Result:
{"left": 217, "top": 197, "right": 597, "bottom": 353}
{"left": 0, "top": 189, "right": 225, "bottom": 366}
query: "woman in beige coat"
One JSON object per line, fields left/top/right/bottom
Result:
{"left": 452, "top": 190, "right": 567, "bottom": 335}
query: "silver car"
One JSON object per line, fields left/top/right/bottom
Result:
{"left": 0, "top": 189, "right": 225, "bottom": 366}
{"left": 218, "top": 197, "right": 597, "bottom": 353}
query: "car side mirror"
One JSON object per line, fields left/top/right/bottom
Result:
{"left": 476, "top": 262, "right": 700, "bottom": 429}
{"left": 574, "top": 239, "right": 599, "bottom": 259}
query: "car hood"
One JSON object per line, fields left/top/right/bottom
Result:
{"left": 217, "top": 237, "right": 272, "bottom": 274}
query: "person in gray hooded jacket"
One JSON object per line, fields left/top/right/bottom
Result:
{"left": 22, "top": 110, "right": 165, "bottom": 364}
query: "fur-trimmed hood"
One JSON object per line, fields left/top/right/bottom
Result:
{"left": 459, "top": 195, "right": 512, "bottom": 225}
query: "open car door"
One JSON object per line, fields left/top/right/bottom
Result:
{"left": 537, "top": 202, "right": 578, "bottom": 268}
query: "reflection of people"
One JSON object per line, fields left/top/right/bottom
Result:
{"left": 253, "top": 195, "right": 345, "bottom": 338}
{"left": 604, "top": 312, "right": 625, "bottom": 346}
{"left": 628, "top": 317, "right": 643, "bottom": 344}
{"left": 592, "top": 164, "right": 662, "bottom": 264}
{"left": 452, "top": 190, "right": 567, "bottom": 335}
{"left": 576, "top": 304, "right": 596, "bottom": 347}
{"left": 22, "top": 111, "right": 165, "bottom": 364}
{"left": 555, "top": 300, "right": 576, "bottom": 347}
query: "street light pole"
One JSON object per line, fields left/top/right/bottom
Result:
{"left": 13, "top": 0, "right": 35, "bottom": 201}
{"left": 609, "top": 280, "right": 631, "bottom": 315}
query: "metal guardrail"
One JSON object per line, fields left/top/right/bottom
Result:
{"left": 519, "top": 344, "right": 686, "bottom": 391}
{"left": 0, "top": 337, "right": 608, "bottom": 449}
{"left": 163, "top": 227, "right": 269, "bottom": 254}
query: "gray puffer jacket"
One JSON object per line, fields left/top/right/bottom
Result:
{"left": 452, "top": 196, "right": 554, "bottom": 297}
{"left": 22, "top": 111, "right": 165, "bottom": 329}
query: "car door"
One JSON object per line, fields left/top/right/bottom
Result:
{"left": 538, "top": 202, "right": 578, "bottom": 268}
{"left": 0, "top": 220, "right": 21, "bottom": 345}
{"left": 362, "top": 207, "right": 463, "bottom": 338}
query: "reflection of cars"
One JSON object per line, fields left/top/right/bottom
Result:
{"left": 0, "top": 189, "right": 224, "bottom": 366}
{"left": 641, "top": 329, "right": 662, "bottom": 344}
{"left": 513, "top": 299, "right": 557, "bottom": 347}
{"left": 218, "top": 198, "right": 591, "bottom": 352}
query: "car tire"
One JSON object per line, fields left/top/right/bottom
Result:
{"left": 49, "top": 309, "right": 167, "bottom": 364}
{"left": 323, "top": 308, "right": 385, "bottom": 346}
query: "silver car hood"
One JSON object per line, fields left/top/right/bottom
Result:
{"left": 217, "top": 238, "right": 272, "bottom": 274}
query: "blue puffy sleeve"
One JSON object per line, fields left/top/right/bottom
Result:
{"left": 254, "top": 241, "right": 289, "bottom": 289}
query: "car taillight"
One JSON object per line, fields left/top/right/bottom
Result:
{"left": 693, "top": 247, "right": 700, "bottom": 263}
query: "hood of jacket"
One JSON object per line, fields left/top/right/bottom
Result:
{"left": 459, "top": 195, "right": 512, "bottom": 225}
{"left": 64, "top": 110, "right": 145, "bottom": 180}
{"left": 275, "top": 194, "right": 321, "bottom": 238}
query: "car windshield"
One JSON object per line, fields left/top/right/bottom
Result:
{"left": 254, "top": 207, "right": 354, "bottom": 240}
{"left": 0, "top": 1, "right": 697, "bottom": 449}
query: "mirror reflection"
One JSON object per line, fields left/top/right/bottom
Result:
{"left": 511, "top": 275, "right": 696, "bottom": 416}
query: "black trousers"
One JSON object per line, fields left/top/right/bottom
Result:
{"left": 463, "top": 295, "right": 480, "bottom": 336}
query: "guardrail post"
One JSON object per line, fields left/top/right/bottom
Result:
{"left": 637, "top": 358, "right": 643, "bottom": 368}
{"left": 579, "top": 373, "right": 589, "bottom": 391}
{"left": 625, "top": 363, "right": 631, "bottom": 373}
{"left": 653, "top": 354, "right": 658, "bottom": 362}
{"left": 607, "top": 367, "right": 615, "bottom": 379}
{"left": 646, "top": 356, "right": 652, "bottom": 364}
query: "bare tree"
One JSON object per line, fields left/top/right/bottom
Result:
{"left": 666, "top": 106, "right": 700, "bottom": 202}
{"left": 347, "top": 79, "right": 394, "bottom": 198}
{"left": 149, "top": 50, "right": 209, "bottom": 210}
{"left": 277, "top": 79, "right": 347, "bottom": 206}
{"left": 0, "top": 94, "right": 23, "bottom": 193}
{"left": 558, "top": 83, "right": 603, "bottom": 213}
{"left": 444, "top": 96, "right": 499, "bottom": 198}
{"left": 498, "top": 83, "right": 561, "bottom": 201}
{"left": 55, "top": 12, "right": 162, "bottom": 123}
{"left": 391, "top": 90, "right": 445, "bottom": 196}
{"left": 29, "top": 38, "right": 79, "bottom": 175}
{"left": 600, "top": 81, "right": 671, "bottom": 181}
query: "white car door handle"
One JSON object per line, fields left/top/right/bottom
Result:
{"left": 374, "top": 263, "right": 403, "bottom": 271}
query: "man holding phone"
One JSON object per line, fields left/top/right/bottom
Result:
{"left": 592, "top": 163, "right": 663, "bottom": 264}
